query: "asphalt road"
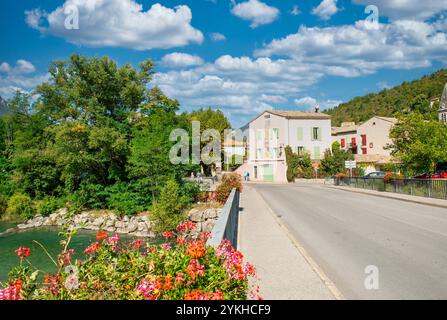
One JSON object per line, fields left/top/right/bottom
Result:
{"left": 253, "top": 183, "right": 447, "bottom": 299}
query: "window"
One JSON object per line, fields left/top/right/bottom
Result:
{"left": 297, "top": 146, "right": 305, "bottom": 156}
{"left": 361, "top": 134, "right": 367, "bottom": 146}
{"left": 272, "top": 147, "right": 279, "bottom": 159}
{"left": 256, "top": 148, "right": 262, "bottom": 159}
{"left": 313, "top": 146, "right": 321, "bottom": 160}
{"left": 272, "top": 128, "right": 279, "bottom": 140}
{"left": 256, "top": 130, "right": 263, "bottom": 142}
{"left": 297, "top": 127, "right": 303, "bottom": 141}
{"left": 362, "top": 147, "right": 367, "bottom": 155}
{"left": 341, "top": 138, "right": 346, "bottom": 148}
{"left": 312, "top": 127, "right": 322, "bottom": 141}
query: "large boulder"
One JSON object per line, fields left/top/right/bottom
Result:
{"left": 189, "top": 209, "right": 203, "bottom": 222}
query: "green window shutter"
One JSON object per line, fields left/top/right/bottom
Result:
{"left": 314, "top": 146, "right": 320, "bottom": 160}
{"left": 297, "top": 127, "right": 303, "bottom": 141}
{"left": 318, "top": 128, "right": 322, "bottom": 141}
{"left": 311, "top": 128, "right": 315, "bottom": 141}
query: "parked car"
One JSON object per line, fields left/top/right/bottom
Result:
{"left": 363, "top": 171, "right": 386, "bottom": 178}
{"left": 413, "top": 171, "right": 447, "bottom": 179}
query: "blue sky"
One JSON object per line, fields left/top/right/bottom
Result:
{"left": 0, "top": 0, "right": 446, "bottom": 127}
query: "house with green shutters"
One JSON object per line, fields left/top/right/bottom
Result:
{"left": 244, "top": 110, "right": 332, "bottom": 182}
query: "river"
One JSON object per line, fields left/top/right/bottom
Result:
{"left": 0, "top": 221, "right": 137, "bottom": 285}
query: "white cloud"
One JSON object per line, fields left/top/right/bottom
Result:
{"left": 161, "top": 53, "right": 204, "bottom": 68}
{"left": 294, "top": 96, "right": 317, "bottom": 109}
{"left": 290, "top": 5, "right": 301, "bottom": 16}
{"left": 294, "top": 96, "right": 342, "bottom": 110}
{"left": 312, "top": 0, "right": 339, "bottom": 21}
{"left": 255, "top": 18, "right": 447, "bottom": 76}
{"left": 25, "top": 0, "right": 204, "bottom": 50}
{"left": 210, "top": 32, "right": 226, "bottom": 42}
{"left": 0, "top": 60, "right": 48, "bottom": 98}
{"left": 260, "top": 94, "right": 287, "bottom": 103}
{"left": 231, "top": 0, "right": 280, "bottom": 28}
{"left": 353, "top": 0, "right": 447, "bottom": 21}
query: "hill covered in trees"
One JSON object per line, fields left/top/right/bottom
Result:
{"left": 326, "top": 69, "right": 447, "bottom": 126}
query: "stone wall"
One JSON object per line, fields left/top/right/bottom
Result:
{"left": 15, "top": 206, "right": 223, "bottom": 238}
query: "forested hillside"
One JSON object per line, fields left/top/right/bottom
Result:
{"left": 326, "top": 69, "right": 447, "bottom": 126}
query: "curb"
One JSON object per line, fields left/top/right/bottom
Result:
{"left": 325, "top": 185, "right": 447, "bottom": 210}
{"left": 252, "top": 186, "right": 345, "bottom": 300}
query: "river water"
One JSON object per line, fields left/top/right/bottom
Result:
{"left": 0, "top": 222, "right": 135, "bottom": 285}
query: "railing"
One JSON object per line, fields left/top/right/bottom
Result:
{"left": 335, "top": 177, "right": 447, "bottom": 200}
{"left": 207, "top": 188, "right": 240, "bottom": 248}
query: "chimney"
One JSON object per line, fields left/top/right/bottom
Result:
{"left": 315, "top": 104, "right": 320, "bottom": 113}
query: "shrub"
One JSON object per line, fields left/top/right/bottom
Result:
{"left": 1, "top": 228, "right": 259, "bottom": 300}
{"left": 215, "top": 173, "right": 242, "bottom": 203}
{"left": 180, "top": 181, "right": 201, "bottom": 204}
{"left": 384, "top": 172, "right": 404, "bottom": 184}
{"left": 37, "top": 197, "right": 61, "bottom": 217}
{"left": 5, "top": 193, "right": 34, "bottom": 220}
{"left": 105, "top": 183, "right": 147, "bottom": 217}
{"left": 151, "top": 179, "right": 188, "bottom": 234}
{"left": 0, "top": 194, "right": 7, "bottom": 218}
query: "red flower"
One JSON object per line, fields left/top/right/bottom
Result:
{"left": 83, "top": 242, "right": 101, "bottom": 255}
{"left": 96, "top": 230, "right": 107, "bottom": 241}
{"left": 176, "top": 221, "right": 197, "bottom": 232}
{"left": 162, "top": 231, "right": 174, "bottom": 239}
{"left": 186, "top": 241, "right": 206, "bottom": 259}
{"left": 15, "top": 247, "right": 31, "bottom": 258}
{"left": 129, "top": 239, "right": 144, "bottom": 249}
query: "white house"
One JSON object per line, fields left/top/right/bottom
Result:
{"left": 439, "top": 83, "right": 447, "bottom": 124}
{"left": 332, "top": 116, "right": 398, "bottom": 173}
{"left": 240, "top": 110, "right": 332, "bottom": 182}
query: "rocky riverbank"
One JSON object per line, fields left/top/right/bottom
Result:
{"left": 11, "top": 205, "right": 223, "bottom": 238}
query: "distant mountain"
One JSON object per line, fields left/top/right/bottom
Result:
{"left": 0, "top": 96, "right": 6, "bottom": 116}
{"left": 326, "top": 69, "right": 447, "bottom": 126}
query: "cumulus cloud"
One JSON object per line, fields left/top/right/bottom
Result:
{"left": 312, "top": 0, "right": 339, "bottom": 21}
{"left": 25, "top": 0, "right": 204, "bottom": 50}
{"left": 210, "top": 32, "right": 226, "bottom": 42}
{"left": 294, "top": 96, "right": 342, "bottom": 110}
{"left": 353, "top": 0, "right": 447, "bottom": 21}
{"left": 231, "top": 0, "right": 280, "bottom": 28}
{"left": 255, "top": 18, "right": 447, "bottom": 76}
{"left": 0, "top": 60, "right": 48, "bottom": 97}
{"left": 294, "top": 96, "right": 317, "bottom": 109}
{"left": 161, "top": 53, "right": 204, "bottom": 68}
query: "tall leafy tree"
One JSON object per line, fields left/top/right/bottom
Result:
{"left": 388, "top": 113, "right": 447, "bottom": 174}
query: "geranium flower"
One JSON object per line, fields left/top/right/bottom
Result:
{"left": 96, "top": 230, "right": 107, "bottom": 241}
{"left": 129, "top": 239, "right": 144, "bottom": 250}
{"left": 83, "top": 242, "right": 101, "bottom": 255}
{"left": 176, "top": 221, "right": 197, "bottom": 232}
{"left": 161, "top": 243, "right": 172, "bottom": 251}
{"left": 186, "top": 241, "right": 205, "bottom": 259}
{"left": 15, "top": 247, "right": 31, "bottom": 258}
{"left": 162, "top": 231, "right": 174, "bottom": 239}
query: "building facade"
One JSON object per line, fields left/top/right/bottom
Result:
{"left": 439, "top": 83, "right": 447, "bottom": 124}
{"left": 331, "top": 116, "right": 397, "bottom": 173}
{"left": 244, "top": 110, "right": 332, "bottom": 182}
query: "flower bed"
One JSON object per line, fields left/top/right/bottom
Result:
{"left": 0, "top": 221, "right": 259, "bottom": 300}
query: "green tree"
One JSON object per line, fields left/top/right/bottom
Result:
{"left": 388, "top": 113, "right": 447, "bottom": 174}
{"left": 320, "top": 142, "right": 354, "bottom": 176}
{"left": 188, "top": 107, "right": 231, "bottom": 176}
{"left": 151, "top": 179, "right": 188, "bottom": 234}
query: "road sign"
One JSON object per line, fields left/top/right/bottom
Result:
{"left": 345, "top": 161, "right": 357, "bottom": 169}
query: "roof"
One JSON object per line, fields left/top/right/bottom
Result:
{"left": 266, "top": 110, "right": 331, "bottom": 120}
{"left": 331, "top": 125, "right": 358, "bottom": 135}
{"left": 354, "top": 154, "right": 398, "bottom": 164}
{"left": 373, "top": 116, "right": 398, "bottom": 124}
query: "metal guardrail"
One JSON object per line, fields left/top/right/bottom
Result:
{"left": 207, "top": 188, "right": 240, "bottom": 248}
{"left": 335, "top": 177, "right": 447, "bottom": 200}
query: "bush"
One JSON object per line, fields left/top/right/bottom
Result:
{"left": 384, "top": 172, "right": 404, "bottom": 184}
{"left": 69, "top": 183, "right": 107, "bottom": 211}
{"left": 5, "top": 193, "right": 34, "bottom": 220}
{"left": 151, "top": 179, "right": 188, "bottom": 234}
{"left": 180, "top": 181, "right": 201, "bottom": 204}
{"left": 0, "top": 194, "right": 7, "bottom": 218}
{"left": 216, "top": 173, "right": 242, "bottom": 203}
{"left": 1, "top": 229, "right": 259, "bottom": 300}
{"left": 37, "top": 197, "right": 61, "bottom": 217}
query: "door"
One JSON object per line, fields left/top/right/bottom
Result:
{"left": 263, "top": 164, "right": 274, "bottom": 182}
